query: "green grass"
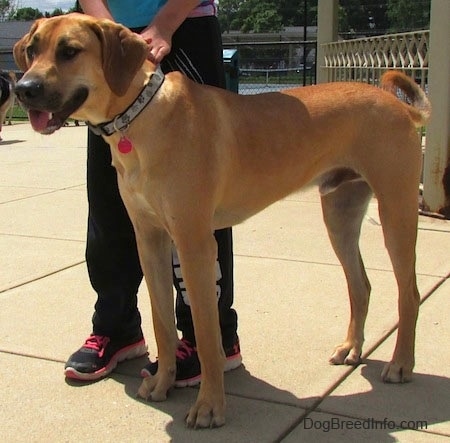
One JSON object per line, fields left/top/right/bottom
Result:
{"left": 6, "top": 104, "right": 28, "bottom": 121}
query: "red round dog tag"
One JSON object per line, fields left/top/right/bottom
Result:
{"left": 118, "top": 136, "right": 133, "bottom": 154}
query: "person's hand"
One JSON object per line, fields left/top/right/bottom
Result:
{"left": 140, "top": 26, "right": 173, "bottom": 64}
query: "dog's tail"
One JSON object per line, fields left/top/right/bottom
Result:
{"left": 380, "top": 71, "right": 431, "bottom": 127}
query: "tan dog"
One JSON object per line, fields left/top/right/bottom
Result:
{"left": 0, "top": 71, "right": 16, "bottom": 140}
{"left": 13, "top": 14, "right": 431, "bottom": 428}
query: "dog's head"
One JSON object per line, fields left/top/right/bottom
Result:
{"left": 14, "top": 13, "right": 149, "bottom": 134}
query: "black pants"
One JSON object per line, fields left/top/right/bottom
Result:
{"left": 87, "top": 16, "right": 237, "bottom": 348}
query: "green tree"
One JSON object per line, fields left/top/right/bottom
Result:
{"left": 45, "top": 7, "right": 64, "bottom": 17}
{"left": 0, "top": 0, "right": 13, "bottom": 21}
{"left": 239, "top": 0, "right": 283, "bottom": 33}
{"left": 387, "top": 0, "right": 430, "bottom": 32}
{"left": 339, "top": 0, "right": 388, "bottom": 35}
{"left": 217, "top": 0, "right": 242, "bottom": 33}
{"left": 70, "top": 1, "right": 82, "bottom": 13}
{"left": 218, "top": 0, "right": 318, "bottom": 32}
{"left": 279, "top": 0, "right": 318, "bottom": 27}
{"left": 218, "top": 0, "right": 429, "bottom": 35}
{"left": 11, "top": 7, "right": 43, "bottom": 20}
{"left": 219, "top": 0, "right": 282, "bottom": 33}
{"left": 278, "top": 0, "right": 302, "bottom": 26}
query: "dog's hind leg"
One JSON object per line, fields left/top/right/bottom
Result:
{"left": 320, "top": 178, "right": 373, "bottom": 366}
{"left": 377, "top": 192, "right": 420, "bottom": 383}
{"left": 365, "top": 132, "right": 421, "bottom": 383}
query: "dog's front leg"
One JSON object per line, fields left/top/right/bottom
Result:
{"left": 134, "top": 227, "right": 178, "bottom": 401}
{"left": 175, "top": 231, "right": 226, "bottom": 428}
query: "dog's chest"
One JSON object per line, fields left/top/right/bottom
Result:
{"left": 115, "top": 163, "right": 163, "bottom": 226}
{"left": 121, "top": 183, "right": 162, "bottom": 226}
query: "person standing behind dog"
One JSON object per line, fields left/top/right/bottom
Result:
{"left": 65, "top": 0, "right": 241, "bottom": 385}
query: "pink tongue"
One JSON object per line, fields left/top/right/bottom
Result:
{"left": 28, "top": 110, "right": 51, "bottom": 132}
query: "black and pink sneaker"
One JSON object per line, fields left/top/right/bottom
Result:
{"left": 64, "top": 333, "right": 147, "bottom": 381}
{"left": 140, "top": 337, "right": 242, "bottom": 387}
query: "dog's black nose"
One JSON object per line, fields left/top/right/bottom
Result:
{"left": 14, "top": 78, "right": 44, "bottom": 103}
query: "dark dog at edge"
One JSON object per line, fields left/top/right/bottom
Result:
{"left": 0, "top": 71, "right": 16, "bottom": 140}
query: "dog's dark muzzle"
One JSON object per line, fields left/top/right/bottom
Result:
{"left": 15, "top": 76, "right": 61, "bottom": 110}
{"left": 15, "top": 77, "right": 43, "bottom": 103}
{"left": 14, "top": 76, "right": 88, "bottom": 134}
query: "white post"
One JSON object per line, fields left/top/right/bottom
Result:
{"left": 316, "top": 0, "right": 339, "bottom": 84}
{"left": 422, "top": 0, "right": 450, "bottom": 215}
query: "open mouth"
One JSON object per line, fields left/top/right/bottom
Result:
{"left": 26, "top": 87, "right": 89, "bottom": 134}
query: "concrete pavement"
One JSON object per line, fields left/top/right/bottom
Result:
{"left": 1, "top": 122, "right": 449, "bottom": 442}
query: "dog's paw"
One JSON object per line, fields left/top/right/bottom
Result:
{"left": 185, "top": 399, "right": 225, "bottom": 429}
{"left": 137, "top": 370, "right": 175, "bottom": 402}
{"left": 329, "top": 343, "right": 361, "bottom": 366}
{"left": 381, "top": 361, "right": 413, "bottom": 383}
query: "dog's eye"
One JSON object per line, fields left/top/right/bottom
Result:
{"left": 26, "top": 46, "right": 35, "bottom": 61}
{"left": 59, "top": 46, "right": 81, "bottom": 61}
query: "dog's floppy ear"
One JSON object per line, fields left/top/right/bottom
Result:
{"left": 90, "top": 20, "right": 149, "bottom": 96}
{"left": 13, "top": 20, "right": 41, "bottom": 71}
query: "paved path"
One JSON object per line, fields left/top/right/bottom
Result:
{"left": 1, "top": 123, "right": 449, "bottom": 442}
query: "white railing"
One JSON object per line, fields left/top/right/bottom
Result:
{"left": 321, "top": 29, "right": 434, "bottom": 210}
{"left": 321, "top": 30, "right": 429, "bottom": 88}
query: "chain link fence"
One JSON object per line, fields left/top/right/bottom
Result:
{"left": 223, "top": 41, "right": 317, "bottom": 95}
